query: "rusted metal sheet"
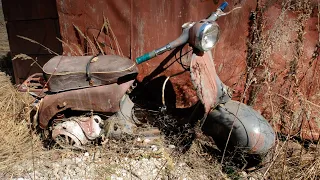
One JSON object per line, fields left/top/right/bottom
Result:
{"left": 2, "top": 0, "right": 58, "bottom": 21}
{"left": 56, "top": 0, "right": 131, "bottom": 57}
{"left": 39, "top": 80, "right": 134, "bottom": 128}
{"left": 247, "top": 1, "right": 320, "bottom": 141}
{"left": 2, "top": 0, "right": 62, "bottom": 83}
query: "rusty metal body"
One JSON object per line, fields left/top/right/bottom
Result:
{"left": 189, "top": 50, "right": 275, "bottom": 154}
{"left": 38, "top": 80, "right": 134, "bottom": 128}
{"left": 36, "top": 54, "right": 138, "bottom": 129}
{"left": 22, "top": 53, "right": 162, "bottom": 149}
{"left": 17, "top": 54, "right": 139, "bottom": 148}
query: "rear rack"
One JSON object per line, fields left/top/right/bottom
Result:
{"left": 18, "top": 73, "right": 48, "bottom": 98}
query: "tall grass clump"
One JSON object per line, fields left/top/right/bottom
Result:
{"left": 244, "top": 0, "right": 320, "bottom": 179}
{"left": 0, "top": 72, "right": 42, "bottom": 174}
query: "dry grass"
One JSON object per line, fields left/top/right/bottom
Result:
{"left": 0, "top": 72, "right": 81, "bottom": 178}
{"left": 0, "top": 72, "right": 42, "bottom": 174}
{"left": 60, "top": 17, "right": 123, "bottom": 57}
{"left": 244, "top": 0, "right": 320, "bottom": 179}
{"left": 265, "top": 140, "right": 320, "bottom": 179}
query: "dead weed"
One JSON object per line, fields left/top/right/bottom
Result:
{"left": 0, "top": 72, "right": 42, "bottom": 174}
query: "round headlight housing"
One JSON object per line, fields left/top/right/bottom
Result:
{"left": 192, "top": 21, "right": 220, "bottom": 51}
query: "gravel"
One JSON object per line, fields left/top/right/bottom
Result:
{"left": 1, "top": 145, "right": 218, "bottom": 180}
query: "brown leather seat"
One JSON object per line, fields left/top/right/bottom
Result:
{"left": 43, "top": 55, "right": 138, "bottom": 92}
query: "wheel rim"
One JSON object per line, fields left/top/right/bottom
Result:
{"left": 53, "top": 132, "right": 82, "bottom": 149}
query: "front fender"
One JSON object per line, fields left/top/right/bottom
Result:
{"left": 202, "top": 100, "right": 275, "bottom": 155}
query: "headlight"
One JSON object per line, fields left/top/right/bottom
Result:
{"left": 191, "top": 21, "right": 220, "bottom": 51}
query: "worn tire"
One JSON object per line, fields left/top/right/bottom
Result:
{"left": 202, "top": 100, "right": 275, "bottom": 155}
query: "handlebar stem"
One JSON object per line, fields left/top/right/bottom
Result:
{"left": 136, "top": 1, "right": 228, "bottom": 64}
{"left": 207, "top": 9, "right": 224, "bottom": 21}
{"left": 154, "top": 27, "right": 190, "bottom": 56}
{"left": 155, "top": 44, "right": 172, "bottom": 56}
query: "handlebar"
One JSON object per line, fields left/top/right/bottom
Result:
{"left": 136, "top": 28, "right": 189, "bottom": 64}
{"left": 136, "top": 51, "right": 156, "bottom": 64}
{"left": 136, "top": 1, "right": 228, "bottom": 64}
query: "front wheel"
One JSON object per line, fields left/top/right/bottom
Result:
{"left": 202, "top": 100, "right": 275, "bottom": 156}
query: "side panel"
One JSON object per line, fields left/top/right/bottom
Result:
{"left": 39, "top": 80, "right": 133, "bottom": 128}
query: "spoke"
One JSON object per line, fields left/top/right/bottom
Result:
{"left": 65, "top": 135, "right": 69, "bottom": 144}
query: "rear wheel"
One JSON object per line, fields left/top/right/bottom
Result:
{"left": 51, "top": 120, "right": 87, "bottom": 150}
{"left": 54, "top": 134, "right": 78, "bottom": 149}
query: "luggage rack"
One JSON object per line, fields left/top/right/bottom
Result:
{"left": 18, "top": 73, "right": 48, "bottom": 98}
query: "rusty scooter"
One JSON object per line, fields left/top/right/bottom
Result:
{"left": 20, "top": 2, "right": 275, "bottom": 157}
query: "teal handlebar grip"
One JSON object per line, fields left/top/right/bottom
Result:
{"left": 136, "top": 51, "right": 156, "bottom": 64}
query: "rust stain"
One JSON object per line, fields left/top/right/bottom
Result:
{"left": 249, "top": 131, "right": 265, "bottom": 154}
{"left": 190, "top": 52, "right": 219, "bottom": 113}
{"left": 137, "top": 14, "right": 145, "bottom": 58}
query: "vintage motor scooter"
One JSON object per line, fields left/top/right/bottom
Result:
{"left": 19, "top": 2, "right": 275, "bottom": 156}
